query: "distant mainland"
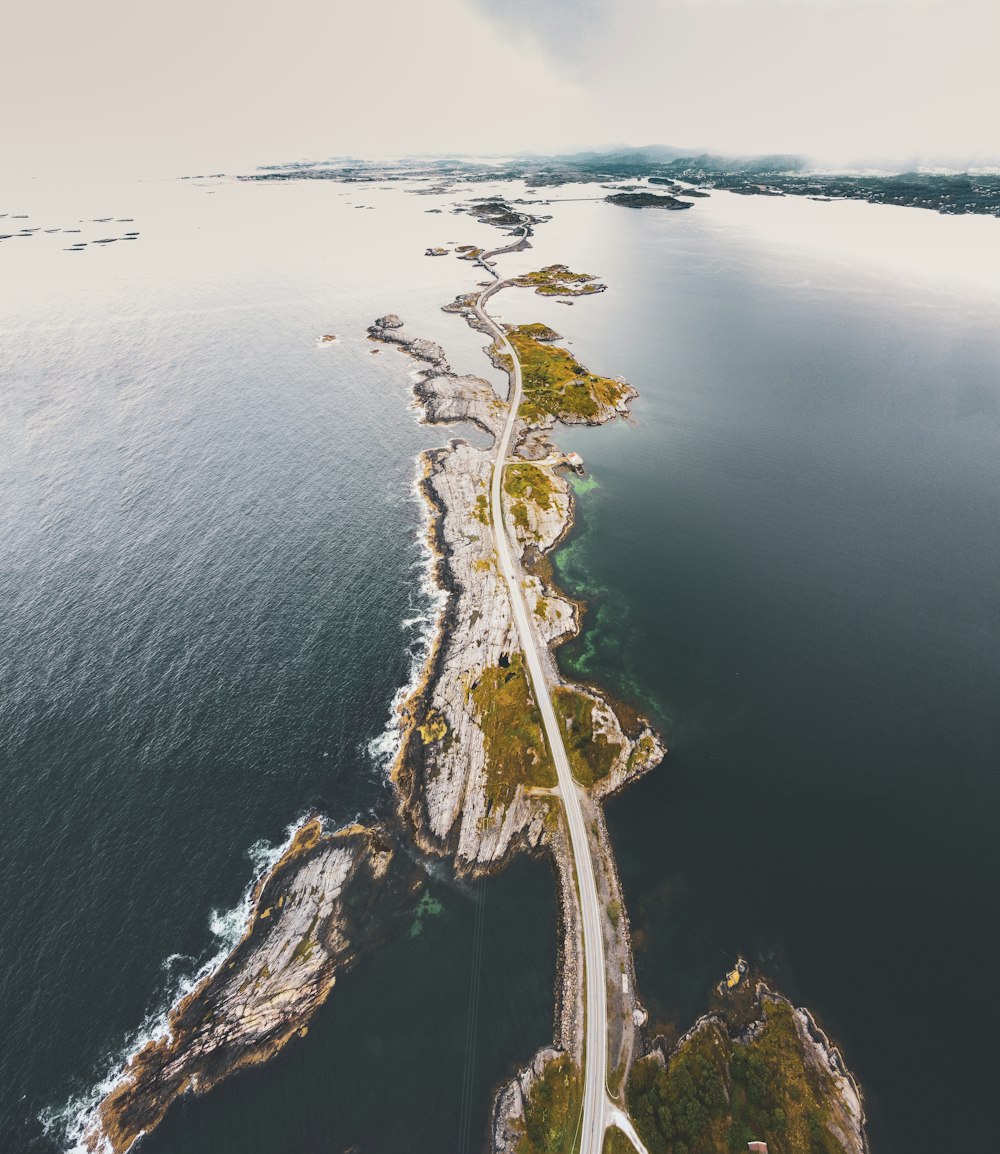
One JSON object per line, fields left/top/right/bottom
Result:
{"left": 235, "top": 145, "right": 1000, "bottom": 219}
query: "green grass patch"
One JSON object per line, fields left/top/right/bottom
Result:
{"left": 507, "top": 325, "right": 630, "bottom": 423}
{"left": 474, "top": 493, "right": 489, "bottom": 525}
{"left": 505, "top": 462, "right": 555, "bottom": 511}
{"left": 516, "top": 1054, "right": 582, "bottom": 1154}
{"left": 628, "top": 1002, "right": 850, "bottom": 1154}
{"left": 513, "top": 264, "right": 605, "bottom": 297}
{"left": 472, "top": 653, "right": 555, "bottom": 809}
{"left": 517, "top": 322, "right": 563, "bottom": 341}
{"left": 553, "top": 687, "right": 622, "bottom": 787}
{"left": 536, "top": 282, "right": 603, "bottom": 296}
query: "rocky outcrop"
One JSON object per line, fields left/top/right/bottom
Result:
{"left": 633, "top": 986, "right": 867, "bottom": 1154}
{"left": 502, "top": 464, "right": 571, "bottom": 554}
{"left": 368, "top": 315, "right": 450, "bottom": 373}
{"left": 605, "top": 191, "right": 693, "bottom": 210}
{"left": 784, "top": 997, "right": 867, "bottom": 1154}
{"left": 414, "top": 373, "right": 504, "bottom": 435}
{"left": 86, "top": 819, "right": 416, "bottom": 1153}
{"left": 492, "top": 1046, "right": 563, "bottom": 1154}
{"left": 370, "top": 316, "right": 661, "bottom": 879}
{"left": 374, "top": 312, "right": 404, "bottom": 329}
{"left": 370, "top": 319, "right": 549, "bottom": 870}
{"left": 84, "top": 292, "right": 664, "bottom": 1154}
{"left": 398, "top": 439, "right": 552, "bottom": 869}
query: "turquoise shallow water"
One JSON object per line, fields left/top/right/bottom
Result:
{"left": 3, "top": 176, "right": 999, "bottom": 1154}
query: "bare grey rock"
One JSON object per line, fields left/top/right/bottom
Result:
{"left": 87, "top": 820, "right": 415, "bottom": 1153}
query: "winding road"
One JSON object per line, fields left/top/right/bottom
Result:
{"left": 473, "top": 276, "right": 612, "bottom": 1154}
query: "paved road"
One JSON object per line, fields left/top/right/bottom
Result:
{"left": 474, "top": 281, "right": 611, "bottom": 1154}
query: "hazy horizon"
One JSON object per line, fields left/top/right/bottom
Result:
{"left": 3, "top": 0, "right": 998, "bottom": 184}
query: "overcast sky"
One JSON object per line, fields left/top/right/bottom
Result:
{"left": 4, "top": 0, "right": 998, "bottom": 178}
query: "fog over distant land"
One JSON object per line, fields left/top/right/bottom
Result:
{"left": 3, "top": 0, "right": 997, "bottom": 179}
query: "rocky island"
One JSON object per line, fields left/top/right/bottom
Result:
{"left": 605, "top": 191, "right": 693, "bottom": 211}
{"left": 80, "top": 202, "right": 868, "bottom": 1154}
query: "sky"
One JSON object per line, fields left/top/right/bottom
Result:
{"left": 3, "top": 0, "right": 998, "bottom": 179}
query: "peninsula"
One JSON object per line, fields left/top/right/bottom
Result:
{"left": 81, "top": 201, "right": 868, "bottom": 1154}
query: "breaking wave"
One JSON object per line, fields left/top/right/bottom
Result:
{"left": 41, "top": 817, "right": 313, "bottom": 1153}
{"left": 366, "top": 458, "right": 446, "bottom": 776}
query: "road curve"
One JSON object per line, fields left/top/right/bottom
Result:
{"left": 474, "top": 280, "right": 610, "bottom": 1154}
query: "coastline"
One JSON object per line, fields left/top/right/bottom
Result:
{"left": 632, "top": 984, "right": 868, "bottom": 1154}
{"left": 369, "top": 295, "right": 662, "bottom": 1150}
{"left": 70, "top": 200, "right": 869, "bottom": 1154}
{"left": 75, "top": 276, "right": 662, "bottom": 1151}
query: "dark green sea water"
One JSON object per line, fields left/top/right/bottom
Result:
{"left": 497, "top": 194, "right": 1000, "bottom": 1153}
{"left": 0, "top": 179, "right": 554, "bottom": 1154}
{"left": 2, "top": 177, "right": 998, "bottom": 1154}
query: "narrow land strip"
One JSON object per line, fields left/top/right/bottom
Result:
{"left": 475, "top": 278, "right": 612, "bottom": 1154}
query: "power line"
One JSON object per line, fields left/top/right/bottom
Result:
{"left": 458, "top": 875, "right": 488, "bottom": 1154}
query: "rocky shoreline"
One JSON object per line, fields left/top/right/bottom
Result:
{"left": 634, "top": 983, "right": 868, "bottom": 1154}
{"left": 82, "top": 289, "right": 663, "bottom": 1153}
{"left": 80, "top": 239, "right": 868, "bottom": 1154}
{"left": 84, "top": 819, "right": 418, "bottom": 1153}
{"left": 368, "top": 300, "right": 663, "bottom": 1147}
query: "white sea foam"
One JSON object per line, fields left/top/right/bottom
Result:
{"left": 42, "top": 817, "right": 313, "bottom": 1153}
{"left": 366, "top": 461, "right": 446, "bottom": 776}
{"left": 46, "top": 427, "right": 444, "bottom": 1154}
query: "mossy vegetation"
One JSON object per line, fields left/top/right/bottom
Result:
{"left": 417, "top": 710, "right": 449, "bottom": 745}
{"left": 507, "top": 325, "right": 631, "bottom": 423}
{"left": 490, "top": 339, "right": 515, "bottom": 374}
{"left": 287, "top": 818, "right": 322, "bottom": 858}
{"left": 290, "top": 915, "right": 320, "bottom": 964}
{"left": 505, "top": 463, "right": 555, "bottom": 511}
{"left": 471, "top": 653, "right": 556, "bottom": 808}
{"left": 626, "top": 732, "right": 658, "bottom": 773}
{"left": 517, "top": 322, "right": 563, "bottom": 342}
{"left": 474, "top": 492, "right": 489, "bottom": 525}
{"left": 516, "top": 1054, "right": 582, "bottom": 1154}
{"left": 511, "top": 502, "right": 530, "bottom": 531}
{"left": 537, "top": 282, "right": 603, "bottom": 296}
{"left": 628, "top": 1001, "right": 849, "bottom": 1154}
{"left": 553, "top": 687, "right": 622, "bottom": 786}
{"left": 514, "top": 264, "right": 606, "bottom": 297}
{"left": 443, "top": 291, "right": 478, "bottom": 314}
{"left": 602, "top": 1126, "right": 634, "bottom": 1154}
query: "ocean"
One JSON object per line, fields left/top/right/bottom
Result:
{"left": 1, "top": 175, "right": 998, "bottom": 1153}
